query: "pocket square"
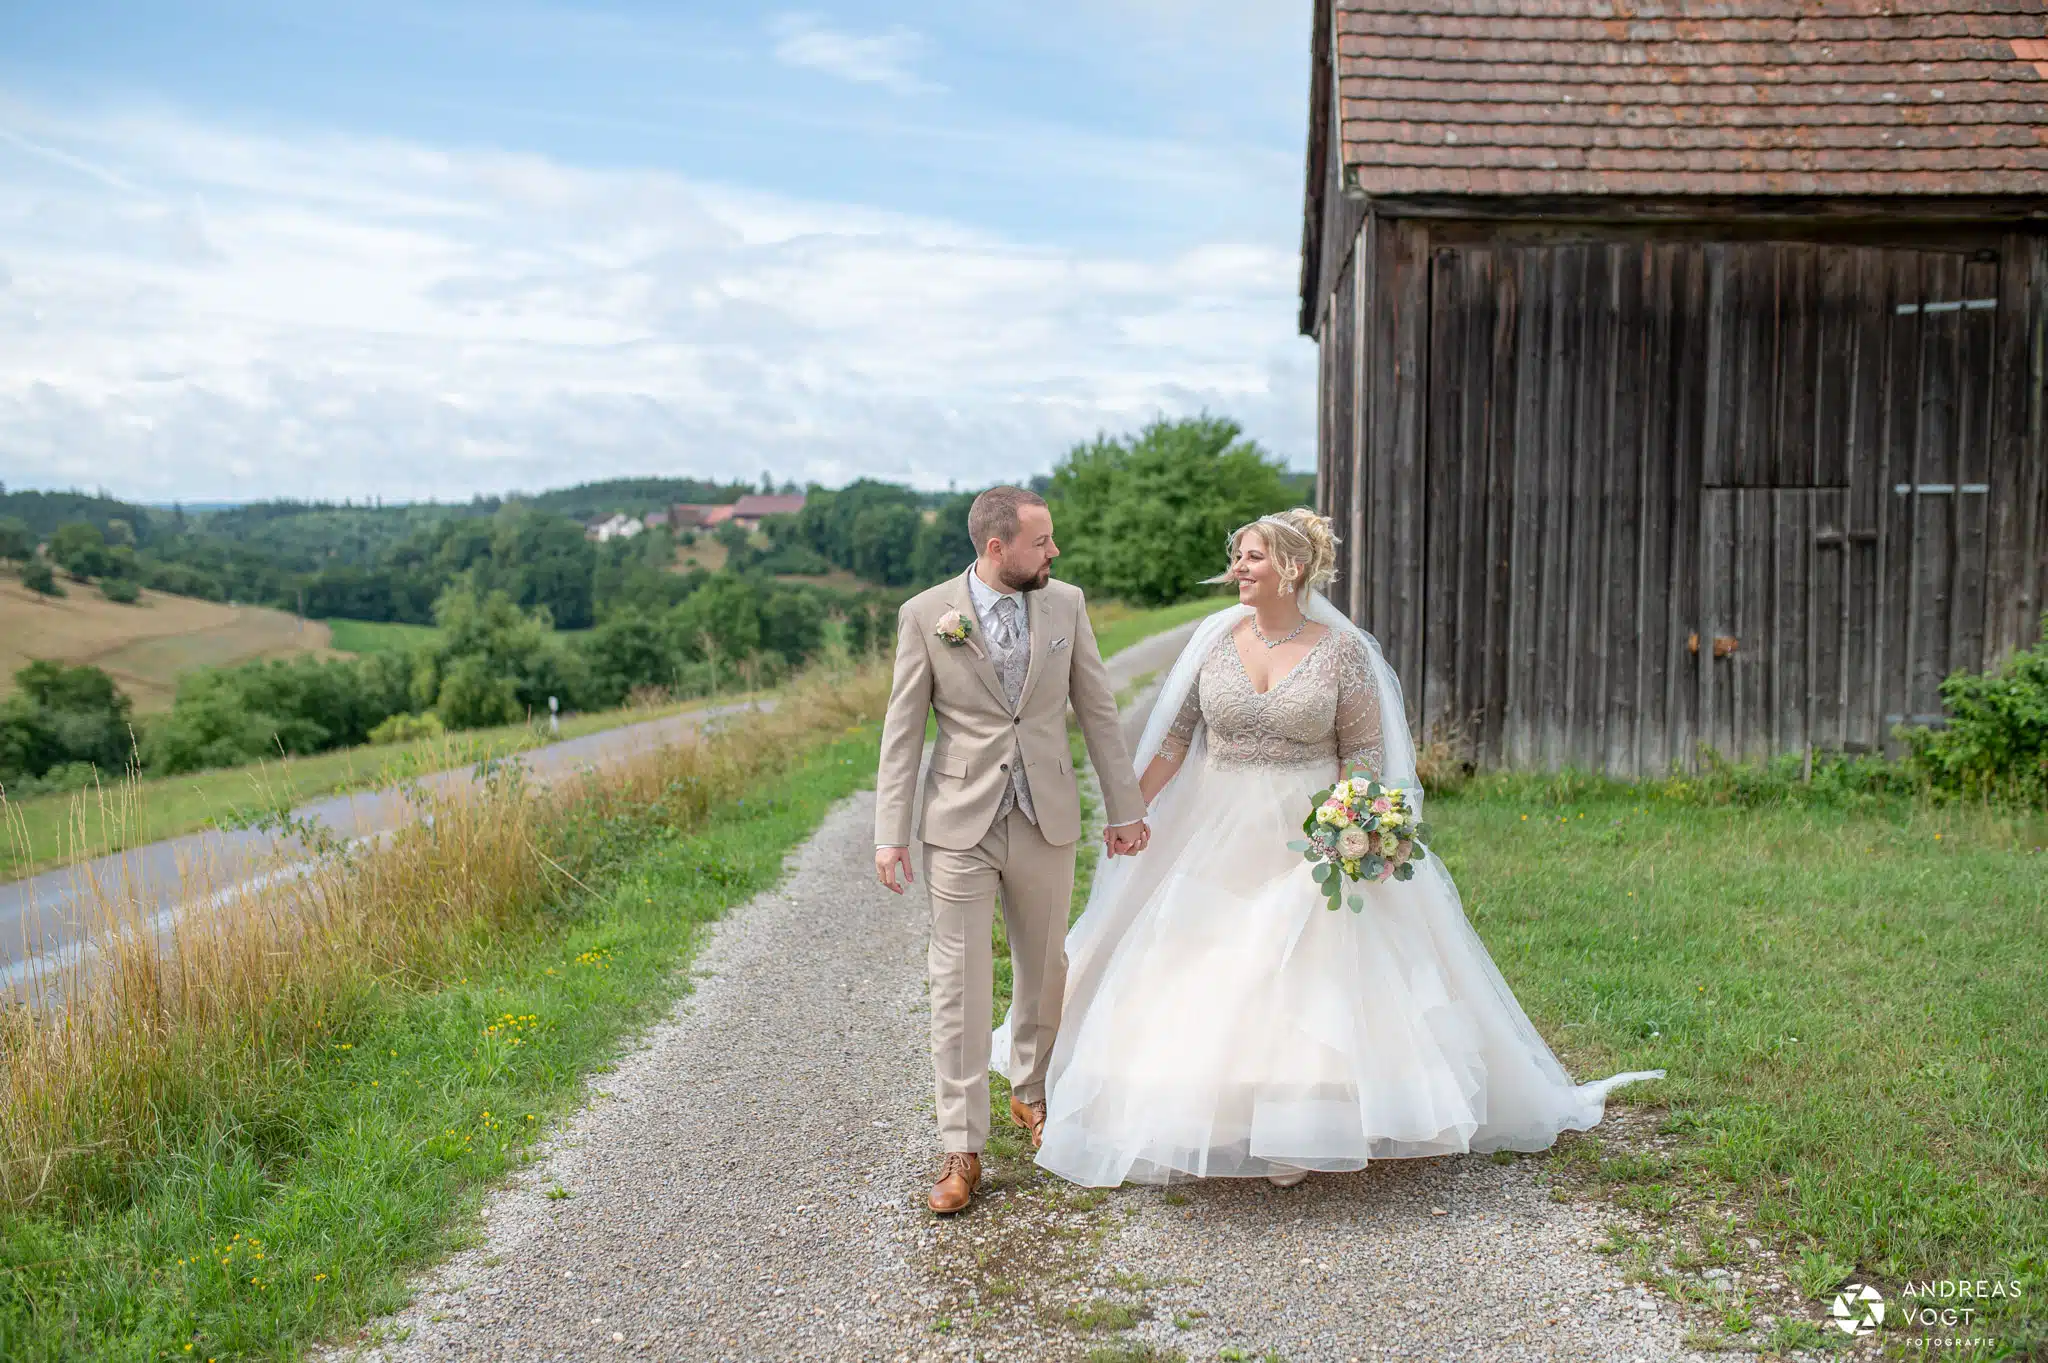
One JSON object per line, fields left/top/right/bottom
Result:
{"left": 1051, "top": 636, "right": 1070, "bottom": 652}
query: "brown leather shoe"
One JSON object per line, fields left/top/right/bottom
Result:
{"left": 928, "top": 1152, "right": 981, "bottom": 1214}
{"left": 1009, "top": 1094, "right": 1047, "bottom": 1149}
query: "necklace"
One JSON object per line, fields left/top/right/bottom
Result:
{"left": 1251, "top": 614, "right": 1308, "bottom": 649}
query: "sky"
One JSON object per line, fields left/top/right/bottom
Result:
{"left": 0, "top": 1, "right": 1316, "bottom": 504}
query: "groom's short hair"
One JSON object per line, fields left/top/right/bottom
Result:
{"left": 968, "top": 486, "right": 1047, "bottom": 553}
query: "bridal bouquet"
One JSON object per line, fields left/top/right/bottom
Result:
{"left": 1290, "top": 776, "right": 1430, "bottom": 912}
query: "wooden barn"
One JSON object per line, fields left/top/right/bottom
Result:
{"left": 1302, "top": 0, "right": 2048, "bottom": 776}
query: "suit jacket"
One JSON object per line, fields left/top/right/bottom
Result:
{"left": 876, "top": 569, "right": 1146, "bottom": 851}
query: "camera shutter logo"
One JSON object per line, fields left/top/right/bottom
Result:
{"left": 1829, "top": 1283, "right": 1885, "bottom": 1335}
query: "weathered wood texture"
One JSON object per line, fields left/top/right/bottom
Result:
{"left": 1314, "top": 216, "right": 2047, "bottom": 775}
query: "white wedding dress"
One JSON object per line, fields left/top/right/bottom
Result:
{"left": 993, "top": 593, "right": 1662, "bottom": 1187}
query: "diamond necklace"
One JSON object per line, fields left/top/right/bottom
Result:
{"left": 1251, "top": 614, "right": 1309, "bottom": 649}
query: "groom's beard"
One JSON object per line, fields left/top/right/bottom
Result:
{"left": 999, "top": 562, "right": 1052, "bottom": 593}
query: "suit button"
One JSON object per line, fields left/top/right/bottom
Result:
{"left": 1000, "top": 763, "right": 1010, "bottom": 772}
{"left": 1012, "top": 716, "right": 1021, "bottom": 725}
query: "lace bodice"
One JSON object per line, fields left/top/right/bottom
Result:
{"left": 1157, "top": 625, "right": 1386, "bottom": 775}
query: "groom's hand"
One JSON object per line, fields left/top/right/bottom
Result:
{"left": 875, "top": 845, "right": 914, "bottom": 894}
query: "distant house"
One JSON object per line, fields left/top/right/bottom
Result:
{"left": 642, "top": 509, "right": 671, "bottom": 530}
{"left": 585, "top": 513, "right": 643, "bottom": 543}
{"left": 669, "top": 503, "right": 720, "bottom": 530}
{"left": 727, "top": 493, "right": 807, "bottom": 531}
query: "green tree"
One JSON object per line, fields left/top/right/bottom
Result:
{"left": 580, "top": 609, "right": 682, "bottom": 706}
{"left": 0, "top": 516, "right": 31, "bottom": 562}
{"left": 669, "top": 573, "right": 761, "bottom": 665}
{"left": 49, "top": 522, "right": 110, "bottom": 581}
{"left": 0, "top": 661, "right": 135, "bottom": 784}
{"left": 1044, "top": 415, "right": 1298, "bottom": 606}
{"left": 850, "top": 504, "right": 922, "bottom": 586}
{"left": 911, "top": 491, "right": 977, "bottom": 584}
{"left": 434, "top": 656, "right": 523, "bottom": 730}
{"left": 760, "top": 587, "right": 825, "bottom": 665}
{"left": 21, "top": 559, "right": 62, "bottom": 596}
{"left": 485, "top": 507, "right": 597, "bottom": 630}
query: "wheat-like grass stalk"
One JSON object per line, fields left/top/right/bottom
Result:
{"left": 0, "top": 661, "right": 889, "bottom": 1212}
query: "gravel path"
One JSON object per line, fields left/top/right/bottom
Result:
{"left": 326, "top": 627, "right": 1720, "bottom": 1363}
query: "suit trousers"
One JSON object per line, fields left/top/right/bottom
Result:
{"left": 924, "top": 806, "right": 1076, "bottom": 1152}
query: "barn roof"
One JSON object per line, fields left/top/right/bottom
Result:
{"left": 1321, "top": 0, "right": 2048, "bottom": 199}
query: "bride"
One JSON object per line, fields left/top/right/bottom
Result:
{"left": 995, "top": 508, "right": 1662, "bottom": 1188}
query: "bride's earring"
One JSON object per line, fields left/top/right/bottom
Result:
{"left": 1282, "top": 578, "right": 1295, "bottom": 596}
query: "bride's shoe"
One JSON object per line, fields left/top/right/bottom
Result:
{"left": 1266, "top": 1165, "right": 1309, "bottom": 1189}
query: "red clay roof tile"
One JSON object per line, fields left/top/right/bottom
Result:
{"left": 1332, "top": 0, "right": 2048, "bottom": 195}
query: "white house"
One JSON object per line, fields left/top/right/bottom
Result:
{"left": 585, "top": 513, "right": 643, "bottom": 543}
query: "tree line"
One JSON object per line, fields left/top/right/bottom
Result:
{"left": 2, "top": 416, "right": 1318, "bottom": 796}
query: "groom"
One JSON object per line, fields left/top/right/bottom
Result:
{"left": 874, "top": 486, "right": 1149, "bottom": 1215}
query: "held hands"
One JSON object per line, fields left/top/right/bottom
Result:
{"left": 1102, "top": 820, "right": 1150, "bottom": 857}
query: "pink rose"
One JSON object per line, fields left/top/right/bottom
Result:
{"left": 934, "top": 609, "right": 974, "bottom": 645}
{"left": 1371, "top": 797, "right": 1392, "bottom": 813}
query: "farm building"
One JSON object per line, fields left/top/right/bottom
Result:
{"left": 1303, "top": 0, "right": 2048, "bottom": 776}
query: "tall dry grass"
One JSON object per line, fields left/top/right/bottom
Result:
{"left": 0, "top": 662, "right": 888, "bottom": 1213}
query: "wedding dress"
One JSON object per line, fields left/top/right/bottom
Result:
{"left": 993, "top": 592, "right": 1662, "bottom": 1187}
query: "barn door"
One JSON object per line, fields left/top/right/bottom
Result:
{"left": 1880, "top": 254, "right": 2003, "bottom": 745}
{"left": 1698, "top": 489, "right": 1852, "bottom": 764}
{"left": 1694, "top": 243, "right": 2006, "bottom": 762}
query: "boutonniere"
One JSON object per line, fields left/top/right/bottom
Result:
{"left": 934, "top": 609, "right": 975, "bottom": 648}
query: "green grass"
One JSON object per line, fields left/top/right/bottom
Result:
{"left": 1090, "top": 595, "right": 1235, "bottom": 661}
{"left": 0, "top": 695, "right": 738, "bottom": 884}
{"left": 1435, "top": 774, "right": 2047, "bottom": 1348}
{"left": 324, "top": 618, "right": 440, "bottom": 655}
{"left": 0, "top": 722, "right": 883, "bottom": 1363}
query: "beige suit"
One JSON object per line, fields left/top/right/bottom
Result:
{"left": 877, "top": 569, "right": 1145, "bottom": 1152}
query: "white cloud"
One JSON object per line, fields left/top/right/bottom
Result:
{"left": 0, "top": 103, "right": 1313, "bottom": 502}
{"left": 768, "top": 13, "right": 940, "bottom": 96}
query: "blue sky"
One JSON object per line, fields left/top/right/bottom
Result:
{"left": 0, "top": 2, "right": 1315, "bottom": 502}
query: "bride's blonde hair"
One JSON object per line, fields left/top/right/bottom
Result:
{"left": 1204, "top": 508, "right": 1341, "bottom": 593}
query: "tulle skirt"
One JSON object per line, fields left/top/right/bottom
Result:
{"left": 995, "top": 754, "right": 1662, "bottom": 1187}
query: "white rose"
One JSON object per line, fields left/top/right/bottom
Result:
{"left": 1337, "top": 827, "right": 1371, "bottom": 858}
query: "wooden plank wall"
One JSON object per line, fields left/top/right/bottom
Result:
{"left": 1317, "top": 215, "right": 2045, "bottom": 777}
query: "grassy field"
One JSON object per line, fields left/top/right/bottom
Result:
{"left": 965, "top": 760, "right": 2047, "bottom": 1356}
{"left": 1440, "top": 775, "right": 2046, "bottom": 1356}
{"left": 0, "top": 695, "right": 738, "bottom": 885}
{"left": 325, "top": 618, "right": 439, "bottom": 655}
{"left": 0, "top": 668, "right": 887, "bottom": 1363}
{"left": 0, "top": 574, "right": 332, "bottom": 712}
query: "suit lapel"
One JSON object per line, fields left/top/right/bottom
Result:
{"left": 1017, "top": 587, "right": 1053, "bottom": 713}
{"left": 944, "top": 570, "right": 1014, "bottom": 713}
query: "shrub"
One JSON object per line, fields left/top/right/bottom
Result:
{"left": 366, "top": 711, "right": 444, "bottom": 745}
{"left": 0, "top": 662, "right": 136, "bottom": 785}
{"left": 435, "top": 655, "right": 523, "bottom": 730}
{"left": 21, "top": 559, "right": 62, "bottom": 596}
{"left": 1903, "top": 615, "right": 2048, "bottom": 806}
{"left": 145, "top": 653, "right": 417, "bottom": 774}
{"left": 99, "top": 577, "right": 141, "bottom": 604}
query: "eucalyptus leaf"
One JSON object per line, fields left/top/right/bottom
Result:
{"left": 1312, "top": 863, "right": 1332, "bottom": 883}
{"left": 1394, "top": 862, "right": 1416, "bottom": 882}
{"left": 1347, "top": 893, "right": 1363, "bottom": 911}
{"left": 1286, "top": 839, "right": 1309, "bottom": 852}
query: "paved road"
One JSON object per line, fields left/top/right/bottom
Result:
{"left": 0, "top": 699, "right": 768, "bottom": 993}
{"left": 1, "top": 618, "right": 1211, "bottom": 998}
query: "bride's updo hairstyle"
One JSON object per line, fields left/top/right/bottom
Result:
{"left": 1205, "top": 507, "right": 1341, "bottom": 594}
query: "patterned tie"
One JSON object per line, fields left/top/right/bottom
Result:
{"left": 988, "top": 593, "right": 1033, "bottom": 823}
